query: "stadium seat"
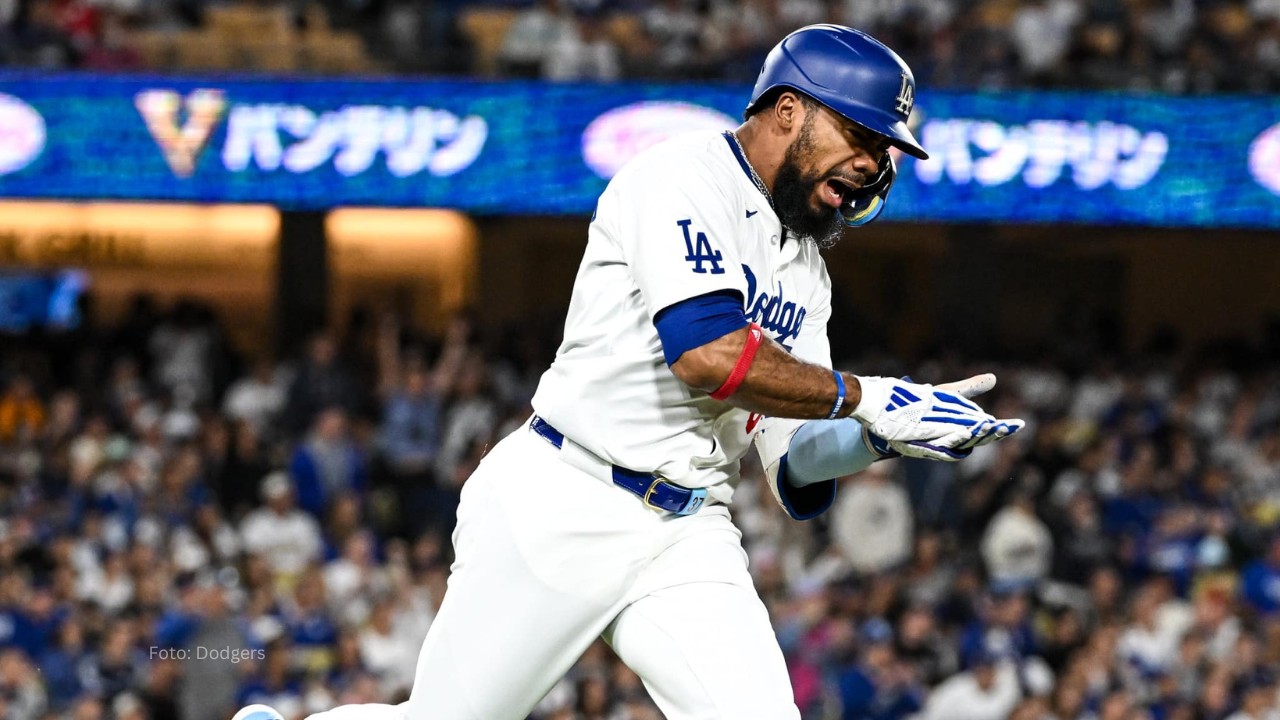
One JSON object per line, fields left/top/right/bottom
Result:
{"left": 174, "top": 30, "right": 236, "bottom": 71}
{"left": 300, "top": 31, "right": 374, "bottom": 73}
{"left": 256, "top": 40, "right": 302, "bottom": 73}
{"left": 976, "top": 0, "right": 1017, "bottom": 27}
{"left": 300, "top": 3, "right": 331, "bottom": 33}
{"left": 131, "top": 29, "right": 180, "bottom": 68}
{"left": 458, "top": 8, "right": 516, "bottom": 77}
{"left": 205, "top": 5, "right": 293, "bottom": 38}
{"left": 606, "top": 13, "right": 644, "bottom": 57}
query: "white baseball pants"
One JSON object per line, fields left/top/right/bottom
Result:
{"left": 306, "top": 422, "right": 799, "bottom": 720}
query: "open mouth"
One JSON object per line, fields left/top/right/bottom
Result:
{"left": 821, "top": 177, "right": 858, "bottom": 208}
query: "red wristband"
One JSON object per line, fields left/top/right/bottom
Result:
{"left": 710, "top": 323, "right": 764, "bottom": 401}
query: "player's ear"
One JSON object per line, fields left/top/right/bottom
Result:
{"left": 773, "top": 91, "right": 802, "bottom": 133}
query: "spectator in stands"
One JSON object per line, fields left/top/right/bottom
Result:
{"left": 0, "top": 373, "right": 45, "bottom": 443}
{"left": 1226, "top": 678, "right": 1280, "bottom": 720}
{"left": 1116, "top": 581, "right": 1188, "bottom": 683}
{"left": 84, "top": 551, "right": 134, "bottom": 614}
{"left": 899, "top": 532, "right": 958, "bottom": 610}
{"left": 831, "top": 461, "right": 913, "bottom": 576}
{"left": 235, "top": 643, "right": 304, "bottom": 718}
{"left": 138, "top": 656, "right": 181, "bottom": 720}
{"left": 284, "top": 568, "right": 338, "bottom": 673}
{"left": 773, "top": 0, "right": 823, "bottom": 32}
{"left": 1258, "top": 19, "right": 1280, "bottom": 86}
{"left": 290, "top": 406, "right": 368, "bottom": 518}
{"left": 357, "top": 595, "right": 420, "bottom": 698}
{"left": 39, "top": 618, "right": 92, "bottom": 709}
{"left": 1009, "top": 0, "right": 1080, "bottom": 85}
{"left": 1104, "top": 442, "right": 1164, "bottom": 543}
{"left": 499, "top": 0, "right": 571, "bottom": 78}
{"left": 240, "top": 471, "right": 323, "bottom": 585}
{"left": 222, "top": 357, "right": 288, "bottom": 435}
{"left": 1243, "top": 533, "right": 1280, "bottom": 615}
{"left": 895, "top": 604, "right": 957, "bottom": 688}
{"left": 636, "top": 0, "right": 703, "bottom": 78}
{"left": 918, "top": 649, "right": 1021, "bottom": 720}
{"left": 1051, "top": 489, "right": 1114, "bottom": 586}
{"left": 1071, "top": 15, "right": 1137, "bottom": 90}
{"left": 82, "top": 9, "right": 143, "bottom": 70}
{"left": 434, "top": 353, "right": 495, "bottom": 490}
{"left": 380, "top": 364, "right": 441, "bottom": 483}
{"left": 87, "top": 623, "right": 143, "bottom": 706}
{"left": 149, "top": 300, "right": 220, "bottom": 408}
{"left": 324, "top": 529, "right": 386, "bottom": 627}
{"left": 178, "top": 585, "right": 247, "bottom": 720}
{"left": 170, "top": 502, "right": 240, "bottom": 573}
{"left": 1142, "top": 505, "right": 1203, "bottom": 596}
{"left": 0, "top": 648, "right": 48, "bottom": 718}
{"left": 209, "top": 420, "right": 272, "bottom": 518}
{"left": 2, "top": 0, "right": 76, "bottom": 67}
{"left": 113, "top": 692, "right": 149, "bottom": 720}
{"left": 838, "top": 617, "right": 926, "bottom": 720}
{"left": 284, "top": 333, "right": 357, "bottom": 437}
{"left": 981, "top": 486, "right": 1053, "bottom": 587}
{"left": 542, "top": 6, "right": 621, "bottom": 82}
{"left": 949, "top": 11, "right": 1018, "bottom": 90}
{"left": 701, "top": 0, "right": 776, "bottom": 81}
{"left": 959, "top": 586, "right": 1037, "bottom": 667}
{"left": 0, "top": 0, "right": 17, "bottom": 38}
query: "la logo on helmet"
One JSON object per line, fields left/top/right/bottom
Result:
{"left": 895, "top": 73, "right": 914, "bottom": 116}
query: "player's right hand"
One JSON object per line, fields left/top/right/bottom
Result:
{"left": 850, "top": 374, "right": 1024, "bottom": 445}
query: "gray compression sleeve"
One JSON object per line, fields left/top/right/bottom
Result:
{"left": 785, "top": 418, "right": 882, "bottom": 487}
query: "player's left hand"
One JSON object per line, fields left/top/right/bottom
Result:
{"left": 864, "top": 374, "right": 1024, "bottom": 462}
{"left": 888, "top": 417, "right": 1022, "bottom": 461}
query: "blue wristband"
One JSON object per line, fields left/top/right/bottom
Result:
{"left": 827, "top": 370, "right": 846, "bottom": 419}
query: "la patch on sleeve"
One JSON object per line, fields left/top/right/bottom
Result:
{"left": 678, "top": 219, "right": 725, "bottom": 275}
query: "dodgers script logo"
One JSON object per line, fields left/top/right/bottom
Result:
{"left": 743, "top": 265, "right": 806, "bottom": 350}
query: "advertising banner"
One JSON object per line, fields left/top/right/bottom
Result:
{"left": 0, "top": 72, "right": 1277, "bottom": 228}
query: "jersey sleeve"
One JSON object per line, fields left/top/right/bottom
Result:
{"left": 604, "top": 157, "right": 748, "bottom": 322}
{"left": 752, "top": 260, "right": 839, "bottom": 520}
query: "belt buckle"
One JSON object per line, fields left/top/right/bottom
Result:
{"left": 642, "top": 478, "right": 665, "bottom": 512}
{"left": 642, "top": 478, "right": 708, "bottom": 515}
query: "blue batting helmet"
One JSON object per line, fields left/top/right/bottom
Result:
{"left": 747, "top": 24, "right": 928, "bottom": 161}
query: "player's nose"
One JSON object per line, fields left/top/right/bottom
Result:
{"left": 849, "top": 146, "right": 880, "bottom": 181}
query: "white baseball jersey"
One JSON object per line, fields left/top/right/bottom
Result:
{"left": 302, "top": 129, "right": 824, "bottom": 720}
{"left": 531, "top": 129, "right": 835, "bottom": 506}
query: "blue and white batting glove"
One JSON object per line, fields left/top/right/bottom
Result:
{"left": 859, "top": 374, "right": 1024, "bottom": 462}
{"left": 891, "top": 418, "right": 1022, "bottom": 461}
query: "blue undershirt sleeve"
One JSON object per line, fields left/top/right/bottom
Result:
{"left": 785, "top": 418, "right": 883, "bottom": 487}
{"left": 653, "top": 290, "right": 748, "bottom": 366}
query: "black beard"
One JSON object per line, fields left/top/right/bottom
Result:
{"left": 772, "top": 132, "right": 845, "bottom": 250}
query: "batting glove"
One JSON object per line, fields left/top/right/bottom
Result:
{"left": 860, "top": 374, "right": 1024, "bottom": 462}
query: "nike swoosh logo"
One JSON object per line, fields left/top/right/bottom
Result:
{"left": 746, "top": 210, "right": 758, "bottom": 218}
{"left": 745, "top": 412, "right": 764, "bottom": 433}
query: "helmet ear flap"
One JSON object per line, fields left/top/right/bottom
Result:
{"left": 840, "top": 154, "right": 896, "bottom": 227}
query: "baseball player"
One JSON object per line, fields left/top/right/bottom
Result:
{"left": 235, "top": 23, "right": 1023, "bottom": 720}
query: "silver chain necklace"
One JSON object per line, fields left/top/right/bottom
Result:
{"left": 728, "top": 130, "right": 773, "bottom": 208}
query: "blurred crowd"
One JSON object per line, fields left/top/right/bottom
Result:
{"left": 486, "top": 0, "right": 1280, "bottom": 93}
{"left": 4, "top": 0, "right": 1280, "bottom": 94}
{"left": 0, "top": 294, "right": 1278, "bottom": 720}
